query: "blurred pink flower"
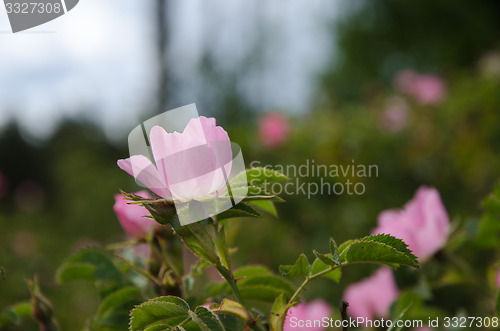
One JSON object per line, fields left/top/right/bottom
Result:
{"left": 496, "top": 270, "right": 500, "bottom": 288}
{"left": 380, "top": 97, "right": 409, "bottom": 133}
{"left": 394, "top": 70, "right": 446, "bottom": 105}
{"left": 343, "top": 267, "right": 398, "bottom": 320}
{"left": 373, "top": 186, "right": 450, "bottom": 261}
{"left": 259, "top": 112, "right": 290, "bottom": 147}
{"left": 284, "top": 300, "right": 331, "bottom": 331}
{"left": 117, "top": 116, "right": 232, "bottom": 201}
{"left": 113, "top": 190, "right": 158, "bottom": 239}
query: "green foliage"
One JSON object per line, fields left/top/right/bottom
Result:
{"left": 0, "top": 301, "right": 32, "bottom": 327}
{"left": 279, "top": 254, "right": 310, "bottom": 277}
{"left": 218, "top": 299, "right": 250, "bottom": 323}
{"left": 477, "top": 182, "right": 500, "bottom": 247}
{"left": 188, "top": 306, "right": 224, "bottom": 331}
{"left": 339, "top": 234, "right": 419, "bottom": 268}
{"left": 129, "top": 296, "right": 190, "bottom": 331}
{"left": 309, "top": 258, "right": 342, "bottom": 283}
{"left": 209, "top": 265, "right": 294, "bottom": 303}
{"left": 240, "top": 167, "right": 289, "bottom": 187}
{"left": 129, "top": 297, "right": 225, "bottom": 331}
{"left": 90, "top": 287, "right": 143, "bottom": 330}
{"left": 57, "top": 248, "right": 124, "bottom": 296}
{"left": 269, "top": 293, "right": 294, "bottom": 331}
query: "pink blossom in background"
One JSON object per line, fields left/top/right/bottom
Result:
{"left": 373, "top": 186, "right": 450, "bottom": 261}
{"left": 394, "top": 70, "right": 446, "bottom": 105}
{"left": 284, "top": 300, "right": 331, "bottom": 331}
{"left": 259, "top": 112, "right": 290, "bottom": 147}
{"left": 343, "top": 268, "right": 399, "bottom": 320}
{"left": 496, "top": 270, "right": 500, "bottom": 288}
{"left": 113, "top": 190, "right": 158, "bottom": 239}
{"left": 118, "top": 116, "right": 232, "bottom": 201}
{"left": 380, "top": 97, "right": 409, "bottom": 133}
{"left": 395, "top": 69, "right": 418, "bottom": 94}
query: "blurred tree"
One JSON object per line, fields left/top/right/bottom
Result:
{"left": 321, "top": 0, "right": 500, "bottom": 101}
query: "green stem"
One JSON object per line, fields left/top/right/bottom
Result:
{"left": 288, "top": 264, "right": 342, "bottom": 306}
{"left": 115, "top": 255, "right": 161, "bottom": 287}
{"left": 216, "top": 265, "right": 264, "bottom": 331}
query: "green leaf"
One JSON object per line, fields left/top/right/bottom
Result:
{"left": 210, "top": 266, "right": 294, "bottom": 302}
{"left": 269, "top": 293, "right": 293, "bottom": 331}
{"left": 237, "top": 275, "right": 294, "bottom": 301}
{"left": 386, "top": 301, "right": 413, "bottom": 331}
{"left": 279, "top": 254, "right": 310, "bottom": 277}
{"left": 214, "top": 226, "right": 231, "bottom": 271}
{"left": 245, "top": 167, "right": 289, "bottom": 187}
{"left": 56, "top": 263, "right": 96, "bottom": 282}
{"left": 238, "top": 285, "right": 290, "bottom": 302}
{"left": 144, "top": 325, "right": 171, "bottom": 331}
{"left": 218, "top": 299, "right": 250, "bottom": 323}
{"left": 233, "top": 265, "right": 273, "bottom": 278}
{"left": 56, "top": 248, "right": 123, "bottom": 294}
{"left": 216, "top": 203, "right": 260, "bottom": 221}
{"left": 313, "top": 250, "right": 337, "bottom": 266}
{"left": 339, "top": 234, "right": 419, "bottom": 268}
{"left": 329, "top": 238, "right": 340, "bottom": 265}
{"left": 310, "top": 258, "right": 342, "bottom": 283}
{"left": 179, "top": 223, "right": 220, "bottom": 266}
{"left": 248, "top": 200, "right": 278, "bottom": 217}
{"left": 0, "top": 301, "right": 31, "bottom": 326}
{"left": 189, "top": 306, "right": 224, "bottom": 331}
{"left": 476, "top": 183, "right": 500, "bottom": 248}
{"left": 129, "top": 296, "right": 190, "bottom": 331}
{"left": 229, "top": 186, "right": 277, "bottom": 201}
{"left": 92, "top": 287, "right": 142, "bottom": 329}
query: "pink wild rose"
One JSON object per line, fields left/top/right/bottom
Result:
{"left": 373, "top": 186, "right": 450, "bottom": 261}
{"left": 113, "top": 190, "right": 158, "bottom": 239}
{"left": 284, "top": 300, "right": 332, "bottom": 331}
{"left": 343, "top": 267, "right": 399, "bottom": 320}
{"left": 394, "top": 70, "right": 446, "bottom": 105}
{"left": 259, "top": 112, "right": 290, "bottom": 147}
{"left": 117, "top": 116, "right": 232, "bottom": 201}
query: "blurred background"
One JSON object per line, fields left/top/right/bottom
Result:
{"left": 1, "top": 0, "right": 500, "bottom": 329}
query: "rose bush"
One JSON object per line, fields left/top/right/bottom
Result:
{"left": 2, "top": 112, "right": 500, "bottom": 331}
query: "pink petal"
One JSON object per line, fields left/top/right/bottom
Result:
{"left": 113, "top": 191, "right": 158, "bottom": 239}
{"left": 343, "top": 268, "right": 398, "bottom": 321}
{"left": 148, "top": 117, "right": 232, "bottom": 200}
{"left": 117, "top": 155, "right": 171, "bottom": 199}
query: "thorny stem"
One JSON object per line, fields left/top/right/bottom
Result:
{"left": 214, "top": 232, "right": 264, "bottom": 331}
{"left": 287, "top": 264, "right": 343, "bottom": 306}
{"left": 216, "top": 266, "right": 263, "bottom": 331}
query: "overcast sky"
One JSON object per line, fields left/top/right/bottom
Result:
{"left": 0, "top": 0, "right": 339, "bottom": 141}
